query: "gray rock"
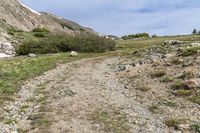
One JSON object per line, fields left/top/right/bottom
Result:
{"left": 0, "top": 37, "right": 15, "bottom": 55}
{"left": 63, "top": 89, "right": 76, "bottom": 97}
{"left": 191, "top": 43, "right": 200, "bottom": 47}
{"left": 28, "top": 53, "right": 36, "bottom": 57}
{"left": 164, "top": 40, "right": 182, "bottom": 45}
{"left": 116, "top": 64, "right": 126, "bottom": 72}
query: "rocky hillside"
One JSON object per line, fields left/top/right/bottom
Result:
{"left": 0, "top": 0, "right": 97, "bottom": 55}
{"left": 0, "top": 0, "right": 95, "bottom": 34}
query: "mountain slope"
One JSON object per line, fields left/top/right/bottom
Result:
{"left": 0, "top": 0, "right": 95, "bottom": 34}
{"left": 0, "top": 0, "right": 97, "bottom": 55}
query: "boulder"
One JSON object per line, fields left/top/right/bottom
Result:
{"left": 164, "top": 40, "right": 182, "bottom": 45}
{"left": 0, "top": 37, "right": 15, "bottom": 55}
{"left": 115, "top": 64, "right": 126, "bottom": 72}
{"left": 28, "top": 53, "right": 36, "bottom": 57}
{"left": 191, "top": 43, "right": 200, "bottom": 47}
{"left": 70, "top": 51, "right": 78, "bottom": 57}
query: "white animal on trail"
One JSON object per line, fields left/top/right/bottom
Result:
{"left": 70, "top": 51, "right": 78, "bottom": 56}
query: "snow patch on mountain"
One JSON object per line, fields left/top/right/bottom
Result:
{"left": 19, "top": 3, "right": 41, "bottom": 15}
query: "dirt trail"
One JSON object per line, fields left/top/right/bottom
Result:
{"left": 0, "top": 56, "right": 188, "bottom": 133}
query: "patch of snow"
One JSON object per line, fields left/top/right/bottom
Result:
{"left": 0, "top": 53, "right": 12, "bottom": 58}
{"left": 19, "top": 3, "right": 41, "bottom": 15}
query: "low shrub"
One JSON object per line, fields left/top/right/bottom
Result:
{"left": 175, "top": 89, "right": 193, "bottom": 96}
{"left": 148, "top": 104, "right": 162, "bottom": 114}
{"left": 179, "top": 47, "right": 200, "bottom": 56}
{"left": 60, "top": 23, "right": 74, "bottom": 30}
{"left": 150, "top": 69, "right": 166, "bottom": 78}
{"left": 165, "top": 118, "right": 181, "bottom": 129}
{"left": 171, "top": 81, "right": 187, "bottom": 90}
{"left": 190, "top": 123, "right": 200, "bottom": 132}
{"left": 160, "top": 76, "right": 173, "bottom": 83}
{"left": 7, "top": 28, "right": 24, "bottom": 35}
{"left": 135, "top": 86, "right": 150, "bottom": 92}
{"left": 16, "top": 33, "right": 116, "bottom": 55}
{"left": 33, "top": 32, "right": 46, "bottom": 38}
{"left": 178, "top": 71, "right": 194, "bottom": 79}
{"left": 190, "top": 96, "right": 200, "bottom": 105}
{"left": 32, "top": 27, "right": 49, "bottom": 33}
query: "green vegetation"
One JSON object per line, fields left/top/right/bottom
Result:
{"left": 192, "top": 28, "right": 200, "bottom": 35}
{"left": 150, "top": 69, "right": 166, "bottom": 78}
{"left": 160, "top": 76, "right": 173, "bottom": 83}
{"left": 193, "top": 28, "right": 198, "bottom": 34}
{"left": 175, "top": 89, "right": 193, "bottom": 96}
{"left": 33, "top": 32, "right": 46, "bottom": 38}
{"left": 165, "top": 118, "right": 182, "bottom": 129}
{"left": 31, "top": 27, "right": 49, "bottom": 33}
{"left": 170, "top": 80, "right": 200, "bottom": 104}
{"left": 179, "top": 47, "right": 200, "bottom": 56}
{"left": 116, "top": 34, "right": 200, "bottom": 54}
{"left": 148, "top": 104, "right": 162, "bottom": 114}
{"left": 135, "top": 86, "right": 151, "bottom": 92}
{"left": 59, "top": 23, "right": 74, "bottom": 30}
{"left": 190, "top": 96, "right": 200, "bottom": 105}
{"left": 7, "top": 27, "right": 24, "bottom": 35}
{"left": 16, "top": 33, "right": 116, "bottom": 55}
{"left": 170, "top": 80, "right": 188, "bottom": 90}
{"left": 162, "top": 100, "right": 177, "bottom": 107}
{"left": 122, "top": 33, "right": 150, "bottom": 40}
{"left": 190, "top": 123, "right": 200, "bottom": 132}
{"left": 178, "top": 71, "right": 194, "bottom": 79}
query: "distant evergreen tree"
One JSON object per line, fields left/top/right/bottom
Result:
{"left": 193, "top": 28, "right": 197, "bottom": 34}
{"left": 198, "top": 31, "right": 200, "bottom": 35}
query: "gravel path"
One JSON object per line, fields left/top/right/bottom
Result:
{"left": 0, "top": 56, "right": 197, "bottom": 133}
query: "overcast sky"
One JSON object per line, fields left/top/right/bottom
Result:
{"left": 19, "top": 0, "right": 200, "bottom": 36}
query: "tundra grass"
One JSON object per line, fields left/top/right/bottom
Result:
{"left": 116, "top": 34, "right": 200, "bottom": 54}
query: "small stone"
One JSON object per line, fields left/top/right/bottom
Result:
{"left": 28, "top": 53, "right": 36, "bottom": 57}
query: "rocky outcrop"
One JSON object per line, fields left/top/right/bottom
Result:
{"left": 0, "top": 37, "right": 15, "bottom": 55}
{"left": 164, "top": 40, "right": 182, "bottom": 45}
